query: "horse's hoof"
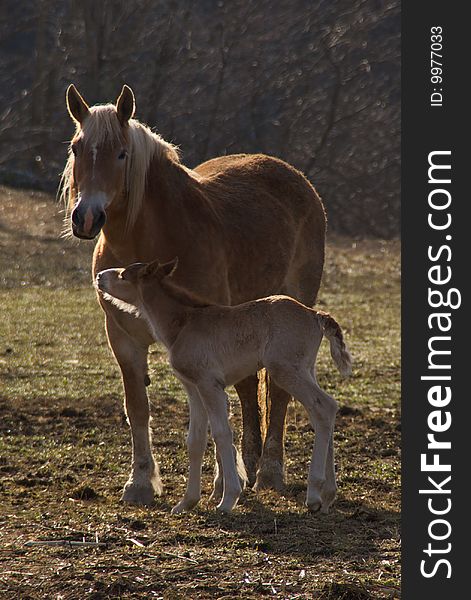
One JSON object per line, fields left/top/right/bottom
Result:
{"left": 121, "top": 482, "right": 156, "bottom": 506}
{"left": 253, "top": 465, "right": 286, "bottom": 492}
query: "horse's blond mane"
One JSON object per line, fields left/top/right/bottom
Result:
{"left": 59, "top": 104, "right": 179, "bottom": 232}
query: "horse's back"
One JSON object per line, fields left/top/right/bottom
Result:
{"left": 196, "top": 154, "right": 321, "bottom": 208}
{"left": 194, "top": 153, "right": 326, "bottom": 304}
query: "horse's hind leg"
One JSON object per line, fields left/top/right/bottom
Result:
{"left": 254, "top": 372, "right": 288, "bottom": 492}
{"left": 106, "top": 317, "right": 161, "bottom": 506}
{"left": 234, "top": 374, "right": 263, "bottom": 487}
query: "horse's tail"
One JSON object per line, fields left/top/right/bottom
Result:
{"left": 317, "top": 311, "right": 352, "bottom": 378}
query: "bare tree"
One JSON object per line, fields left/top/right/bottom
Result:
{"left": 0, "top": 0, "right": 400, "bottom": 237}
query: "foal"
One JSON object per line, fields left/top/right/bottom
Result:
{"left": 95, "top": 259, "right": 352, "bottom": 514}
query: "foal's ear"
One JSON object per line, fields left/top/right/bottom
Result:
{"left": 66, "top": 84, "right": 90, "bottom": 124}
{"left": 116, "top": 85, "right": 135, "bottom": 125}
{"left": 142, "top": 257, "right": 178, "bottom": 279}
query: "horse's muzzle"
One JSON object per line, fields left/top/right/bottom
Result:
{"left": 71, "top": 206, "right": 106, "bottom": 239}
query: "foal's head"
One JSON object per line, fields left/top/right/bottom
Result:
{"left": 95, "top": 259, "right": 178, "bottom": 314}
{"left": 64, "top": 85, "right": 135, "bottom": 239}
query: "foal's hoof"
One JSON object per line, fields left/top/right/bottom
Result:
{"left": 216, "top": 502, "right": 235, "bottom": 514}
{"left": 306, "top": 499, "right": 322, "bottom": 513}
{"left": 209, "top": 478, "right": 223, "bottom": 503}
{"left": 171, "top": 497, "right": 199, "bottom": 514}
{"left": 121, "top": 482, "right": 156, "bottom": 506}
{"left": 320, "top": 488, "right": 337, "bottom": 514}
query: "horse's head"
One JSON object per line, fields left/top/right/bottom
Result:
{"left": 65, "top": 84, "right": 135, "bottom": 239}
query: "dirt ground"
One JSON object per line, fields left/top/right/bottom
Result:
{"left": 0, "top": 186, "right": 400, "bottom": 599}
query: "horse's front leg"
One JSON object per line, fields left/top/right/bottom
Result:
{"left": 106, "top": 316, "right": 162, "bottom": 505}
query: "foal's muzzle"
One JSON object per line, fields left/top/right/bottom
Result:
{"left": 94, "top": 270, "right": 107, "bottom": 292}
{"left": 71, "top": 205, "right": 106, "bottom": 239}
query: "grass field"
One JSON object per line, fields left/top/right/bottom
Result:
{"left": 0, "top": 186, "right": 400, "bottom": 599}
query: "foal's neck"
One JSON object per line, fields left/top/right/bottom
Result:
{"left": 140, "top": 281, "right": 195, "bottom": 349}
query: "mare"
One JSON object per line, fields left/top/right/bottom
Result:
{"left": 61, "top": 84, "right": 326, "bottom": 505}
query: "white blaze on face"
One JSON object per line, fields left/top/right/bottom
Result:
{"left": 91, "top": 145, "right": 98, "bottom": 179}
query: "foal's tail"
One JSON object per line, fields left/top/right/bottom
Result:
{"left": 317, "top": 311, "right": 352, "bottom": 378}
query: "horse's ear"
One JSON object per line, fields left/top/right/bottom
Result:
{"left": 160, "top": 257, "right": 178, "bottom": 278}
{"left": 116, "top": 85, "right": 135, "bottom": 125}
{"left": 66, "top": 84, "right": 90, "bottom": 124}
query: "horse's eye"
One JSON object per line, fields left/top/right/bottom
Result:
{"left": 118, "top": 150, "right": 127, "bottom": 160}
{"left": 120, "top": 271, "right": 127, "bottom": 280}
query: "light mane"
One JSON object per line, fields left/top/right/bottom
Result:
{"left": 59, "top": 104, "right": 179, "bottom": 233}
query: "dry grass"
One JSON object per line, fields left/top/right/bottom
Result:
{"left": 0, "top": 186, "right": 400, "bottom": 599}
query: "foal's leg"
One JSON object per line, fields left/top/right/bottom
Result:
{"left": 211, "top": 388, "right": 248, "bottom": 502}
{"left": 106, "top": 317, "right": 161, "bottom": 505}
{"left": 320, "top": 434, "right": 337, "bottom": 514}
{"left": 197, "top": 381, "right": 243, "bottom": 513}
{"left": 304, "top": 384, "right": 337, "bottom": 512}
{"left": 254, "top": 373, "right": 289, "bottom": 491}
{"left": 172, "top": 384, "right": 209, "bottom": 514}
{"left": 311, "top": 367, "right": 337, "bottom": 513}
{"left": 209, "top": 449, "right": 224, "bottom": 502}
{"left": 210, "top": 444, "right": 247, "bottom": 503}
{"left": 269, "top": 366, "right": 337, "bottom": 512}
